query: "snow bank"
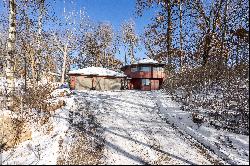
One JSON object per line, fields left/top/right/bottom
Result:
{"left": 1, "top": 89, "right": 104, "bottom": 165}
{"left": 68, "top": 67, "right": 126, "bottom": 77}
{"left": 153, "top": 91, "right": 249, "bottom": 165}
{"left": 50, "top": 88, "right": 71, "bottom": 98}
{"left": 1, "top": 95, "right": 75, "bottom": 165}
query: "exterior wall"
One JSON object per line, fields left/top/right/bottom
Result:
{"left": 127, "top": 79, "right": 160, "bottom": 91}
{"left": 123, "top": 64, "right": 165, "bottom": 91}
{"left": 94, "top": 77, "right": 122, "bottom": 90}
{"left": 123, "top": 65, "right": 166, "bottom": 79}
{"left": 141, "top": 84, "right": 151, "bottom": 91}
{"left": 70, "top": 75, "right": 123, "bottom": 91}
{"left": 75, "top": 76, "right": 93, "bottom": 90}
{"left": 152, "top": 71, "right": 165, "bottom": 79}
{"left": 130, "top": 79, "right": 141, "bottom": 90}
{"left": 70, "top": 76, "right": 76, "bottom": 89}
{"left": 150, "top": 79, "right": 160, "bottom": 90}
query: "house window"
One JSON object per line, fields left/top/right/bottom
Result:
{"left": 153, "top": 67, "right": 163, "bottom": 72}
{"left": 141, "top": 79, "right": 150, "bottom": 86}
{"left": 140, "top": 66, "right": 151, "bottom": 72}
{"left": 131, "top": 66, "right": 138, "bottom": 72}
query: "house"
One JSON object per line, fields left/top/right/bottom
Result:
{"left": 121, "top": 58, "right": 166, "bottom": 91}
{"left": 68, "top": 67, "right": 126, "bottom": 91}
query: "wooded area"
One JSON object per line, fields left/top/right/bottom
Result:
{"left": 0, "top": 0, "right": 249, "bottom": 133}
{"left": 136, "top": 0, "right": 249, "bottom": 134}
{"left": 0, "top": 0, "right": 249, "bottom": 162}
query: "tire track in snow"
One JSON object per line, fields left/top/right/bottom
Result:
{"left": 152, "top": 91, "right": 234, "bottom": 165}
{"left": 80, "top": 90, "right": 213, "bottom": 165}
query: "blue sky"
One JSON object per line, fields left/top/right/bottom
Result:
{"left": 53, "top": 0, "right": 153, "bottom": 34}
{"left": 51, "top": 0, "right": 156, "bottom": 62}
{"left": 0, "top": 0, "right": 156, "bottom": 62}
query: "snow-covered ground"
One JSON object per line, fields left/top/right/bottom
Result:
{"left": 1, "top": 89, "right": 249, "bottom": 165}
{"left": 78, "top": 90, "right": 215, "bottom": 164}
{"left": 1, "top": 95, "right": 75, "bottom": 165}
{"left": 153, "top": 91, "right": 249, "bottom": 165}
{"left": 74, "top": 90, "right": 249, "bottom": 165}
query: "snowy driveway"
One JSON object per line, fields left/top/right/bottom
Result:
{"left": 76, "top": 90, "right": 219, "bottom": 165}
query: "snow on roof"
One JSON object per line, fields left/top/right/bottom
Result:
{"left": 132, "top": 58, "right": 159, "bottom": 64}
{"left": 68, "top": 67, "right": 126, "bottom": 77}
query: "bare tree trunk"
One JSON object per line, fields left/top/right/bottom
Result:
{"left": 24, "top": 56, "right": 27, "bottom": 91}
{"left": 104, "top": 50, "right": 108, "bottom": 67}
{"left": 202, "top": 33, "right": 211, "bottom": 66}
{"left": 166, "top": 0, "right": 173, "bottom": 65}
{"left": 6, "top": 0, "right": 17, "bottom": 108}
{"left": 61, "top": 47, "right": 68, "bottom": 84}
{"left": 97, "top": 52, "right": 100, "bottom": 67}
{"left": 236, "top": 37, "right": 239, "bottom": 65}
{"left": 124, "top": 46, "right": 127, "bottom": 65}
{"left": 221, "top": 0, "right": 229, "bottom": 65}
{"left": 179, "top": 0, "right": 183, "bottom": 70}
{"left": 31, "top": 53, "right": 36, "bottom": 83}
{"left": 36, "top": 0, "right": 45, "bottom": 83}
{"left": 130, "top": 44, "right": 135, "bottom": 64}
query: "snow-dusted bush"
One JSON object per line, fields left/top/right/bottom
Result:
{"left": 164, "top": 62, "right": 249, "bottom": 135}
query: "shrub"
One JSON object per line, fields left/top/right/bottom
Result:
{"left": 164, "top": 62, "right": 249, "bottom": 134}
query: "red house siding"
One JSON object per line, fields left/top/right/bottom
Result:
{"left": 151, "top": 79, "right": 159, "bottom": 90}
{"left": 70, "top": 76, "right": 76, "bottom": 89}
{"left": 141, "top": 85, "right": 151, "bottom": 91}
{"left": 122, "top": 63, "right": 166, "bottom": 91}
{"left": 130, "top": 79, "right": 141, "bottom": 89}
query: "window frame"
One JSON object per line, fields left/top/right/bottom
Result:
{"left": 153, "top": 67, "right": 163, "bottom": 72}
{"left": 131, "top": 66, "right": 138, "bottom": 72}
{"left": 139, "top": 66, "right": 151, "bottom": 72}
{"left": 141, "top": 79, "right": 150, "bottom": 86}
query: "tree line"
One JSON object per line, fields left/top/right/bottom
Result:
{"left": 0, "top": 0, "right": 140, "bottom": 107}
{"left": 136, "top": 0, "right": 249, "bottom": 70}
{"left": 135, "top": 0, "right": 249, "bottom": 134}
{"left": 0, "top": 0, "right": 249, "bottom": 117}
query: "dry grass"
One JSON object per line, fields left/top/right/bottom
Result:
{"left": 0, "top": 116, "right": 32, "bottom": 150}
{"left": 0, "top": 85, "right": 66, "bottom": 151}
{"left": 57, "top": 131, "right": 104, "bottom": 165}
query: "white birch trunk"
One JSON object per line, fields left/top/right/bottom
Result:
{"left": 6, "top": 0, "right": 17, "bottom": 107}
{"left": 130, "top": 45, "right": 135, "bottom": 64}
{"left": 36, "top": 0, "right": 45, "bottom": 83}
{"left": 61, "top": 47, "right": 68, "bottom": 84}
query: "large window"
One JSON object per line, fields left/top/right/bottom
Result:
{"left": 141, "top": 79, "right": 150, "bottom": 86}
{"left": 131, "top": 66, "right": 138, "bottom": 72}
{"left": 153, "top": 67, "right": 163, "bottom": 72}
{"left": 140, "top": 66, "right": 151, "bottom": 72}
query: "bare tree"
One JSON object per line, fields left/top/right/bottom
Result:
{"left": 77, "top": 21, "right": 120, "bottom": 68}
{"left": 137, "top": 0, "right": 189, "bottom": 73}
{"left": 52, "top": 5, "right": 84, "bottom": 84}
{"left": 121, "top": 20, "right": 139, "bottom": 64}
{"left": 178, "top": 0, "right": 184, "bottom": 70}
{"left": 96, "top": 22, "right": 114, "bottom": 67}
